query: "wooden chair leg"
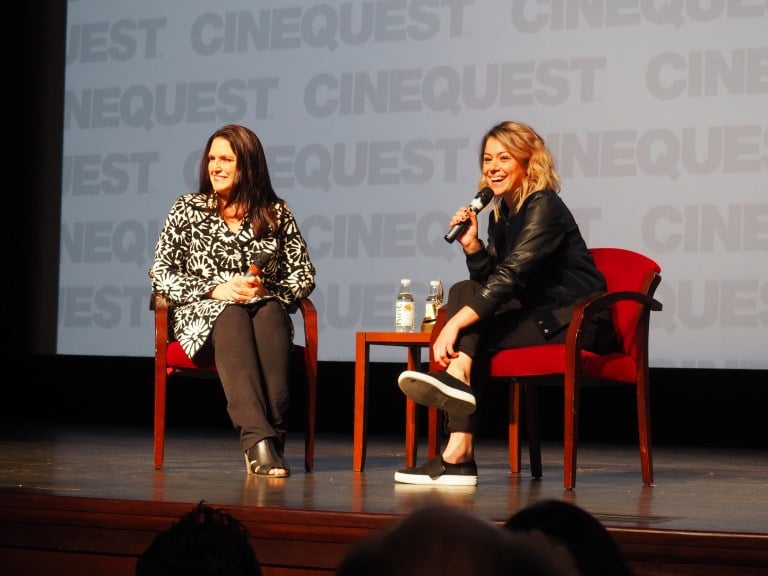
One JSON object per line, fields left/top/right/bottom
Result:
{"left": 153, "top": 370, "right": 167, "bottom": 469}
{"left": 304, "top": 353, "right": 316, "bottom": 472}
{"left": 637, "top": 374, "right": 654, "bottom": 486}
{"left": 152, "top": 292, "right": 169, "bottom": 470}
{"left": 404, "top": 346, "right": 422, "bottom": 467}
{"left": 508, "top": 379, "right": 521, "bottom": 473}
{"left": 563, "top": 377, "right": 579, "bottom": 490}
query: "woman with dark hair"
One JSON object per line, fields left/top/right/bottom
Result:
{"left": 337, "top": 504, "right": 577, "bottom": 576}
{"left": 504, "top": 500, "right": 635, "bottom": 576}
{"left": 136, "top": 501, "right": 262, "bottom": 576}
{"left": 150, "top": 124, "right": 316, "bottom": 477}
{"left": 395, "top": 120, "right": 613, "bottom": 486}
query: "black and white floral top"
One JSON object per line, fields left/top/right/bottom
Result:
{"left": 149, "top": 192, "right": 316, "bottom": 359}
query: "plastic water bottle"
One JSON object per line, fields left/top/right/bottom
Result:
{"left": 421, "top": 280, "right": 442, "bottom": 332}
{"left": 394, "top": 279, "right": 415, "bottom": 332}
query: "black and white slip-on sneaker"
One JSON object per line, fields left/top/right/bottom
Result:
{"left": 394, "top": 455, "right": 478, "bottom": 486}
{"left": 397, "top": 370, "right": 476, "bottom": 416}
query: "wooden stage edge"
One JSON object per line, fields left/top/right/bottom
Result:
{"left": 1, "top": 491, "right": 767, "bottom": 576}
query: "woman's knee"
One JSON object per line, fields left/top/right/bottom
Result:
{"left": 449, "top": 279, "right": 481, "bottom": 298}
{"left": 447, "top": 280, "right": 481, "bottom": 316}
{"left": 215, "top": 305, "right": 250, "bottom": 330}
{"left": 213, "top": 305, "right": 253, "bottom": 342}
{"left": 252, "top": 300, "right": 291, "bottom": 337}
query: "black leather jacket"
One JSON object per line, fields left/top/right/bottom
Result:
{"left": 464, "top": 189, "right": 606, "bottom": 322}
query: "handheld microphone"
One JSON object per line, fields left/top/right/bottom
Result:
{"left": 245, "top": 253, "right": 269, "bottom": 278}
{"left": 443, "top": 187, "right": 494, "bottom": 243}
{"left": 245, "top": 264, "right": 261, "bottom": 278}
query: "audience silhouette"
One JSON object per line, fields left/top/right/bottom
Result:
{"left": 136, "top": 501, "right": 262, "bottom": 576}
{"left": 504, "top": 499, "right": 635, "bottom": 576}
{"left": 337, "top": 503, "right": 577, "bottom": 575}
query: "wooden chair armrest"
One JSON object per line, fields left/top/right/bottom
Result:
{"left": 296, "top": 298, "right": 318, "bottom": 359}
{"left": 296, "top": 297, "right": 317, "bottom": 321}
{"left": 564, "top": 290, "right": 663, "bottom": 373}
{"left": 150, "top": 292, "right": 171, "bottom": 312}
{"left": 568, "top": 290, "right": 662, "bottom": 341}
{"left": 152, "top": 292, "right": 170, "bottom": 381}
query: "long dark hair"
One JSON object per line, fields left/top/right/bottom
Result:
{"left": 197, "top": 124, "right": 283, "bottom": 237}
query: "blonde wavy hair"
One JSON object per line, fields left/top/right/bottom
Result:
{"left": 477, "top": 121, "right": 560, "bottom": 215}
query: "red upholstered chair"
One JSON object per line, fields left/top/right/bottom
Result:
{"left": 424, "top": 247, "right": 662, "bottom": 489}
{"left": 151, "top": 294, "right": 318, "bottom": 471}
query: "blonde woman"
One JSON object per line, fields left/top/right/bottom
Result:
{"left": 396, "top": 121, "right": 615, "bottom": 486}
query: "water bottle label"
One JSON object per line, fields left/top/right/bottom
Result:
{"left": 395, "top": 301, "right": 414, "bottom": 331}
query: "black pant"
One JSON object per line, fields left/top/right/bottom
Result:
{"left": 444, "top": 280, "right": 573, "bottom": 435}
{"left": 209, "top": 300, "right": 292, "bottom": 452}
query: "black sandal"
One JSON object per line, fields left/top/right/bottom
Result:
{"left": 244, "top": 438, "right": 290, "bottom": 477}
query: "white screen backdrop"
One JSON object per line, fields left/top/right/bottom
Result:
{"left": 59, "top": 0, "right": 767, "bottom": 367}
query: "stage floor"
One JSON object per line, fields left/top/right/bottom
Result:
{"left": 1, "top": 423, "right": 766, "bottom": 536}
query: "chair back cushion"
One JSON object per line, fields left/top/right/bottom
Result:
{"left": 589, "top": 248, "right": 661, "bottom": 358}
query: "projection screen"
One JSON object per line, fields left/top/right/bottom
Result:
{"left": 59, "top": 0, "right": 767, "bottom": 367}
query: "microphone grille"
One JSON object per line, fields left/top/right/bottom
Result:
{"left": 477, "top": 187, "right": 493, "bottom": 205}
{"left": 249, "top": 251, "right": 270, "bottom": 271}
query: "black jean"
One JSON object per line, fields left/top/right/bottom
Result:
{"left": 443, "top": 280, "right": 611, "bottom": 435}
{"left": 208, "top": 300, "right": 292, "bottom": 452}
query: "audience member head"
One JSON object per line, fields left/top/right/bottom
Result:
{"left": 504, "top": 499, "right": 634, "bottom": 576}
{"left": 337, "top": 504, "right": 577, "bottom": 576}
{"left": 136, "top": 501, "right": 261, "bottom": 576}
